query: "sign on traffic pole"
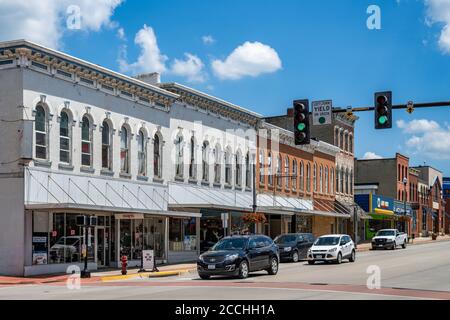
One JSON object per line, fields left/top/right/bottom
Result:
{"left": 312, "top": 100, "right": 332, "bottom": 126}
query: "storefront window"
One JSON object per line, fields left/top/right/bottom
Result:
{"left": 169, "top": 218, "right": 197, "bottom": 251}
{"left": 200, "top": 211, "right": 225, "bottom": 252}
{"left": 296, "top": 215, "right": 312, "bottom": 233}
{"left": 49, "top": 213, "right": 93, "bottom": 264}
{"left": 120, "top": 219, "right": 132, "bottom": 259}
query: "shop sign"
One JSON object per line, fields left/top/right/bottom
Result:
{"left": 115, "top": 214, "right": 145, "bottom": 220}
{"left": 32, "top": 236, "right": 47, "bottom": 243}
{"left": 32, "top": 252, "right": 48, "bottom": 265}
{"left": 143, "top": 250, "right": 154, "bottom": 270}
{"left": 371, "top": 194, "right": 394, "bottom": 213}
{"left": 433, "top": 202, "right": 440, "bottom": 210}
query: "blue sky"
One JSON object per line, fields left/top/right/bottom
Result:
{"left": 1, "top": 0, "right": 450, "bottom": 175}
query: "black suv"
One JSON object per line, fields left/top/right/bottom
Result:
{"left": 275, "top": 233, "right": 315, "bottom": 262}
{"left": 197, "top": 235, "right": 280, "bottom": 280}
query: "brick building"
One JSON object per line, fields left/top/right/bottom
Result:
{"left": 444, "top": 177, "right": 450, "bottom": 234}
{"left": 355, "top": 153, "right": 413, "bottom": 235}
{"left": 256, "top": 121, "right": 345, "bottom": 238}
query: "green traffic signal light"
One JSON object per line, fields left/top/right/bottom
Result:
{"left": 297, "top": 123, "right": 306, "bottom": 131}
{"left": 378, "top": 115, "right": 388, "bottom": 125}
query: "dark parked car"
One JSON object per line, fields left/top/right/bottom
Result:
{"left": 274, "top": 233, "right": 315, "bottom": 262}
{"left": 197, "top": 235, "right": 280, "bottom": 280}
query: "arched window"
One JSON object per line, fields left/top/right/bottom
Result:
{"left": 202, "top": 141, "right": 209, "bottom": 182}
{"left": 245, "top": 152, "right": 251, "bottom": 188}
{"left": 336, "top": 167, "right": 340, "bottom": 193}
{"left": 81, "top": 116, "right": 93, "bottom": 167}
{"left": 300, "top": 161, "right": 304, "bottom": 191}
{"left": 313, "top": 163, "right": 317, "bottom": 192}
{"left": 102, "top": 121, "right": 112, "bottom": 170}
{"left": 120, "top": 126, "right": 129, "bottom": 173}
{"left": 334, "top": 127, "right": 339, "bottom": 147}
{"left": 284, "top": 156, "right": 290, "bottom": 189}
{"left": 306, "top": 163, "right": 311, "bottom": 192}
{"left": 345, "top": 168, "right": 349, "bottom": 194}
{"left": 292, "top": 160, "right": 298, "bottom": 191}
{"left": 235, "top": 151, "right": 242, "bottom": 187}
{"left": 175, "top": 134, "right": 184, "bottom": 178}
{"left": 398, "top": 164, "right": 401, "bottom": 181}
{"left": 259, "top": 150, "right": 265, "bottom": 185}
{"left": 59, "top": 111, "right": 71, "bottom": 164}
{"left": 138, "top": 130, "right": 147, "bottom": 176}
{"left": 349, "top": 134, "right": 353, "bottom": 154}
{"left": 325, "top": 167, "right": 329, "bottom": 194}
{"left": 340, "top": 130, "right": 344, "bottom": 150}
{"left": 267, "top": 152, "right": 273, "bottom": 186}
{"left": 330, "top": 168, "right": 335, "bottom": 194}
{"left": 35, "top": 105, "right": 48, "bottom": 160}
{"left": 276, "top": 154, "right": 282, "bottom": 188}
{"left": 225, "top": 148, "right": 232, "bottom": 185}
{"left": 214, "top": 145, "right": 221, "bottom": 184}
{"left": 319, "top": 165, "right": 323, "bottom": 193}
{"left": 344, "top": 132, "right": 349, "bottom": 152}
{"left": 189, "top": 136, "right": 196, "bottom": 179}
{"left": 154, "top": 133, "right": 162, "bottom": 178}
{"left": 349, "top": 170, "right": 353, "bottom": 195}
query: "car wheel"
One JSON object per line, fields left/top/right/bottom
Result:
{"left": 308, "top": 260, "right": 315, "bottom": 265}
{"left": 391, "top": 243, "right": 396, "bottom": 250}
{"left": 292, "top": 251, "right": 299, "bottom": 263}
{"left": 238, "top": 260, "right": 249, "bottom": 279}
{"left": 335, "top": 253, "right": 342, "bottom": 264}
{"left": 199, "top": 274, "right": 210, "bottom": 280}
{"left": 349, "top": 250, "right": 356, "bottom": 263}
{"left": 402, "top": 241, "right": 407, "bottom": 249}
{"left": 267, "top": 257, "right": 279, "bottom": 275}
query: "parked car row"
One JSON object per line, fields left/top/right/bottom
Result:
{"left": 197, "top": 228, "right": 408, "bottom": 280}
{"left": 197, "top": 233, "right": 356, "bottom": 279}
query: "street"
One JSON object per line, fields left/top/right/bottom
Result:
{"left": 2, "top": 241, "right": 450, "bottom": 300}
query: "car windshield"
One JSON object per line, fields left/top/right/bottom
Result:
{"left": 377, "top": 230, "right": 395, "bottom": 236}
{"left": 314, "top": 237, "right": 340, "bottom": 246}
{"left": 274, "top": 235, "right": 297, "bottom": 244}
{"left": 211, "top": 238, "right": 248, "bottom": 251}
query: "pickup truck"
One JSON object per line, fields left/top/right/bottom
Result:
{"left": 371, "top": 229, "right": 408, "bottom": 250}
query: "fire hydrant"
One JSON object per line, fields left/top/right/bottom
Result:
{"left": 121, "top": 255, "right": 128, "bottom": 275}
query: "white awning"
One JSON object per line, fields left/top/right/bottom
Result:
{"left": 168, "top": 182, "right": 313, "bottom": 216}
{"left": 25, "top": 203, "right": 201, "bottom": 218}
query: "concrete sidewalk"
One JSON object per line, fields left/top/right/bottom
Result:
{"left": 0, "top": 263, "right": 197, "bottom": 285}
{"left": 356, "top": 235, "right": 450, "bottom": 252}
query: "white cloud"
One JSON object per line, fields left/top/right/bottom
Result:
{"left": 117, "top": 27, "right": 126, "bottom": 41}
{"left": 118, "top": 25, "right": 168, "bottom": 74}
{"left": 171, "top": 53, "right": 206, "bottom": 83}
{"left": 398, "top": 119, "right": 450, "bottom": 160}
{"left": 397, "top": 119, "right": 440, "bottom": 134}
{"left": 425, "top": 0, "right": 450, "bottom": 54}
{"left": 211, "top": 41, "right": 282, "bottom": 80}
{"left": 0, "top": 0, "right": 123, "bottom": 49}
{"left": 362, "top": 152, "right": 383, "bottom": 160}
{"left": 202, "top": 35, "right": 216, "bottom": 45}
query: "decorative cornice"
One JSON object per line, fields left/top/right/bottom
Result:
{"left": 159, "top": 83, "right": 261, "bottom": 127}
{"left": 0, "top": 40, "right": 179, "bottom": 109}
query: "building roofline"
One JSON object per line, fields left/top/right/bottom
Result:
{"left": 0, "top": 39, "right": 179, "bottom": 100}
{"left": 159, "top": 82, "right": 262, "bottom": 119}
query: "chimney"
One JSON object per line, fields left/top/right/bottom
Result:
{"left": 287, "top": 108, "right": 294, "bottom": 117}
{"left": 134, "top": 72, "right": 161, "bottom": 85}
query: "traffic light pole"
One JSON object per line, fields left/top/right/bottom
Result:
{"left": 330, "top": 101, "right": 450, "bottom": 113}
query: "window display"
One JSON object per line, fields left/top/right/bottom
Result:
{"left": 169, "top": 218, "right": 197, "bottom": 251}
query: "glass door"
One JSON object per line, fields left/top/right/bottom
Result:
{"left": 96, "top": 227, "right": 106, "bottom": 267}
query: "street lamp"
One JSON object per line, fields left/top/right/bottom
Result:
{"left": 403, "top": 177, "right": 408, "bottom": 234}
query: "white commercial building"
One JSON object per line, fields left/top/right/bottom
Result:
{"left": 0, "top": 40, "right": 260, "bottom": 276}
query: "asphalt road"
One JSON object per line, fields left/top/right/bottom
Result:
{"left": 1, "top": 241, "right": 450, "bottom": 300}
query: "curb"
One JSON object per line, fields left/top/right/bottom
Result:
{"left": 99, "top": 269, "right": 196, "bottom": 282}
{"left": 356, "top": 238, "right": 450, "bottom": 252}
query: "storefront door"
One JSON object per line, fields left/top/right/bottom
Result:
{"left": 96, "top": 227, "right": 107, "bottom": 267}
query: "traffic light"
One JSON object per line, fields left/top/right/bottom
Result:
{"left": 374, "top": 91, "right": 392, "bottom": 129}
{"left": 293, "top": 99, "right": 310, "bottom": 145}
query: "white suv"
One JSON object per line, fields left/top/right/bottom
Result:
{"left": 307, "top": 234, "right": 356, "bottom": 265}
